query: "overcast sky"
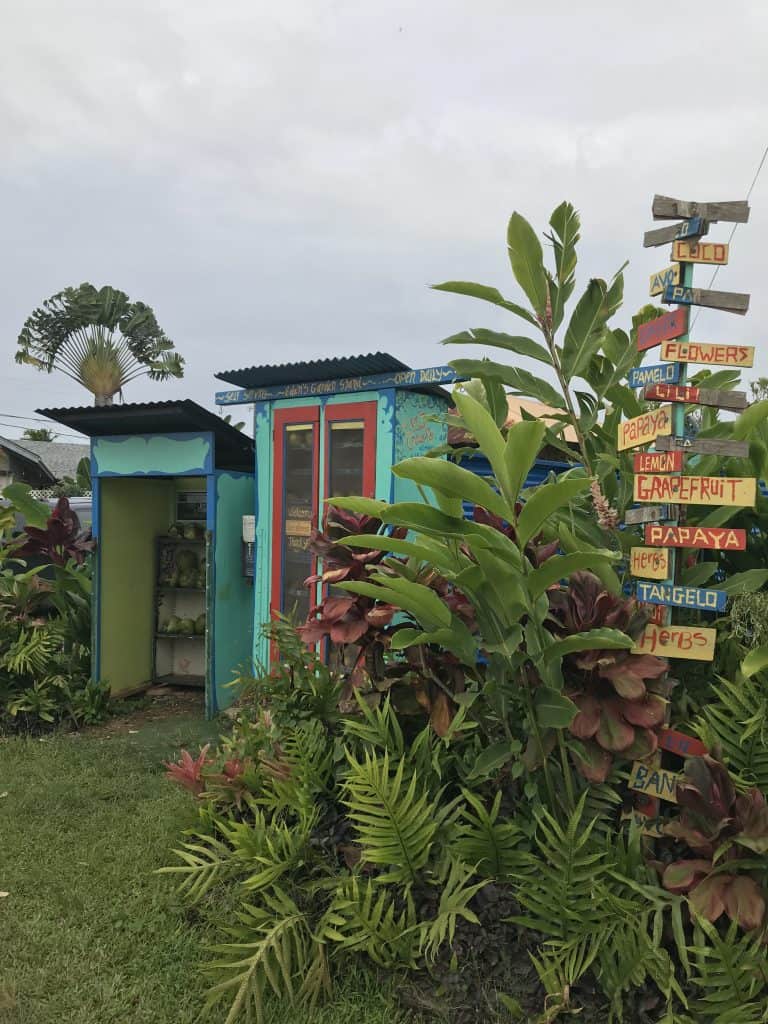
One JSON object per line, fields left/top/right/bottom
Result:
{"left": 2, "top": 0, "right": 767, "bottom": 441}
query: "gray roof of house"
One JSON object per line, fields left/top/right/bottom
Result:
{"left": 8, "top": 439, "right": 90, "bottom": 481}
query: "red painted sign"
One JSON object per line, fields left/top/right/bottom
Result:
{"left": 644, "top": 524, "right": 747, "bottom": 551}
{"left": 633, "top": 450, "right": 683, "bottom": 474}
{"left": 637, "top": 308, "right": 688, "bottom": 352}
{"left": 658, "top": 729, "right": 707, "bottom": 758}
{"left": 642, "top": 602, "right": 667, "bottom": 626}
{"left": 644, "top": 383, "right": 699, "bottom": 404}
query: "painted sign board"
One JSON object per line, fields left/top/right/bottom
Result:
{"left": 655, "top": 434, "right": 750, "bottom": 458}
{"left": 632, "top": 623, "right": 717, "bottom": 661}
{"left": 630, "top": 547, "right": 670, "bottom": 579}
{"left": 629, "top": 761, "right": 679, "bottom": 803}
{"left": 633, "top": 450, "right": 683, "bottom": 474}
{"left": 618, "top": 406, "right": 673, "bottom": 451}
{"left": 624, "top": 504, "right": 670, "bottom": 526}
{"left": 643, "top": 218, "right": 708, "bottom": 248}
{"left": 642, "top": 382, "right": 748, "bottom": 411}
{"left": 637, "top": 309, "right": 688, "bottom": 352}
{"left": 649, "top": 264, "right": 681, "bottom": 296}
{"left": 628, "top": 363, "right": 681, "bottom": 388}
{"left": 663, "top": 284, "right": 750, "bottom": 316}
{"left": 642, "top": 602, "right": 668, "bottom": 626}
{"left": 633, "top": 474, "right": 756, "bottom": 507}
{"left": 658, "top": 728, "right": 707, "bottom": 758}
{"left": 652, "top": 195, "right": 750, "bottom": 224}
{"left": 672, "top": 240, "right": 729, "bottom": 265}
{"left": 660, "top": 340, "right": 754, "bottom": 368}
{"left": 644, "top": 523, "right": 747, "bottom": 551}
{"left": 635, "top": 581, "right": 727, "bottom": 613}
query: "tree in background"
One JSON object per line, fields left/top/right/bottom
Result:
{"left": 16, "top": 283, "right": 184, "bottom": 407}
{"left": 21, "top": 427, "right": 56, "bottom": 442}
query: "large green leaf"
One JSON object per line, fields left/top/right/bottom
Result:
{"left": 378, "top": 502, "right": 470, "bottom": 538}
{"left": 449, "top": 359, "right": 567, "bottom": 410}
{"left": 343, "top": 534, "right": 460, "bottom": 574}
{"left": 534, "top": 687, "right": 578, "bottom": 729}
{"left": 507, "top": 212, "right": 548, "bottom": 316}
{"left": 453, "top": 389, "right": 511, "bottom": 502}
{"left": 561, "top": 278, "right": 607, "bottom": 382}
{"left": 324, "top": 496, "right": 388, "bottom": 517}
{"left": 732, "top": 400, "right": 768, "bottom": 440}
{"left": 430, "top": 280, "right": 539, "bottom": 327}
{"left": 547, "top": 201, "right": 580, "bottom": 329}
{"left": 469, "top": 741, "right": 516, "bottom": 779}
{"left": 542, "top": 628, "right": 634, "bottom": 662}
{"left": 695, "top": 505, "right": 744, "bottom": 528}
{"left": 504, "top": 420, "right": 546, "bottom": 505}
{"left": 341, "top": 578, "right": 451, "bottom": 629}
{"left": 1, "top": 483, "right": 49, "bottom": 529}
{"left": 392, "top": 457, "right": 511, "bottom": 520}
{"left": 527, "top": 551, "right": 618, "bottom": 599}
{"left": 741, "top": 646, "right": 768, "bottom": 680}
{"left": 441, "top": 328, "right": 552, "bottom": 366}
{"left": 516, "top": 476, "right": 591, "bottom": 548}
{"left": 718, "top": 570, "right": 768, "bottom": 596}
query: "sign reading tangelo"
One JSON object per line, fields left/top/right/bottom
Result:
{"left": 633, "top": 474, "right": 756, "bottom": 507}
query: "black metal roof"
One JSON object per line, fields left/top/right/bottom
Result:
{"left": 214, "top": 352, "right": 410, "bottom": 389}
{"left": 36, "top": 400, "right": 254, "bottom": 472}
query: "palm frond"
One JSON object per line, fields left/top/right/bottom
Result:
{"left": 342, "top": 696, "right": 404, "bottom": 759}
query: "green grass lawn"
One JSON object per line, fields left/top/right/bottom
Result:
{"left": 0, "top": 711, "right": 407, "bottom": 1024}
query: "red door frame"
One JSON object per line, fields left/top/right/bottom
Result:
{"left": 323, "top": 401, "right": 378, "bottom": 520}
{"left": 270, "top": 406, "right": 320, "bottom": 619}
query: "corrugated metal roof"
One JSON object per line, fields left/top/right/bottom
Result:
{"left": 36, "top": 400, "right": 254, "bottom": 472}
{"left": 214, "top": 352, "right": 411, "bottom": 389}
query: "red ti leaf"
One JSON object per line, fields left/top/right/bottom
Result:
{"left": 662, "top": 859, "right": 713, "bottom": 895}
{"left": 569, "top": 693, "right": 601, "bottom": 740}
{"left": 688, "top": 873, "right": 731, "bottom": 923}
{"left": 620, "top": 694, "right": 667, "bottom": 728}
{"left": 571, "top": 739, "right": 613, "bottom": 782}
{"left": 722, "top": 875, "right": 766, "bottom": 931}
{"left": 595, "top": 700, "right": 635, "bottom": 752}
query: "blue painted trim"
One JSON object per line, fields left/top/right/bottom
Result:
{"left": 205, "top": 473, "right": 217, "bottom": 717}
{"left": 215, "top": 365, "right": 462, "bottom": 406}
{"left": 92, "top": 431, "right": 214, "bottom": 476}
{"left": 91, "top": 450, "right": 102, "bottom": 683}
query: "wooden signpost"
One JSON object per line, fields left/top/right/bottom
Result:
{"left": 628, "top": 363, "right": 681, "bottom": 388}
{"left": 663, "top": 284, "right": 750, "bottom": 315}
{"left": 642, "top": 382, "right": 748, "bottom": 411}
{"left": 637, "top": 309, "right": 688, "bottom": 351}
{"left": 654, "top": 434, "right": 750, "bottom": 458}
{"left": 632, "top": 623, "right": 717, "bottom": 661}
{"left": 633, "top": 450, "right": 683, "bottom": 474}
{"left": 624, "top": 504, "right": 670, "bottom": 526}
{"left": 652, "top": 195, "right": 750, "bottom": 224}
{"left": 658, "top": 729, "right": 707, "bottom": 758}
{"left": 633, "top": 474, "right": 756, "bottom": 507}
{"left": 643, "top": 217, "right": 707, "bottom": 248}
{"left": 671, "top": 240, "right": 729, "bottom": 265}
{"left": 618, "top": 406, "right": 673, "bottom": 450}
{"left": 649, "top": 264, "right": 681, "bottom": 296}
{"left": 630, "top": 547, "right": 670, "bottom": 580}
{"left": 644, "top": 523, "right": 747, "bottom": 551}
{"left": 635, "top": 581, "right": 728, "bottom": 613}
{"left": 660, "top": 340, "right": 754, "bottom": 368}
{"left": 628, "top": 762, "right": 680, "bottom": 803}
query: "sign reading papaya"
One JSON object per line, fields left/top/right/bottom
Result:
{"left": 660, "top": 340, "right": 754, "bottom": 368}
{"left": 632, "top": 623, "right": 717, "bottom": 661}
{"left": 644, "top": 524, "right": 747, "bottom": 551}
{"left": 633, "top": 474, "right": 756, "bottom": 507}
{"left": 629, "top": 762, "right": 679, "bottom": 803}
{"left": 618, "top": 406, "right": 673, "bottom": 451}
{"left": 643, "top": 382, "right": 747, "bottom": 411}
{"left": 630, "top": 547, "right": 670, "bottom": 580}
{"left": 633, "top": 450, "right": 683, "bottom": 474}
{"left": 649, "top": 264, "right": 681, "bottom": 296}
{"left": 671, "top": 240, "right": 729, "bottom": 265}
{"left": 635, "top": 581, "right": 727, "bottom": 613}
{"left": 627, "top": 362, "right": 681, "bottom": 388}
{"left": 637, "top": 308, "right": 688, "bottom": 352}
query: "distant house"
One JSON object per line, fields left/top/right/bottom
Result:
{"left": 0, "top": 437, "right": 90, "bottom": 491}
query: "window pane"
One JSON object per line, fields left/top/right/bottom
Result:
{"left": 328, "top": 421, "right": 365, "bottom": 500}
{"left": 281, "top": 425, "right": 315, "bottom": 619}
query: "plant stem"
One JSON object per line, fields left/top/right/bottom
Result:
{"left": 542, "top": 325, "right": 595, "bottom": 478}
{"left": 557, "top": 732, "right": 576, "bottom": 813}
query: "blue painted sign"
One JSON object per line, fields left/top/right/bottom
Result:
{"left": 675, "top": 217, "right": 707, "bottom": 239}
{"left": 215, "top": 365, "right": 461, "bottom": 406}
{"left": 627, "top": 363, "right": 681, "bottom": 388}
{"left": 635, "top": 581, "right": 727, "bottom": 613}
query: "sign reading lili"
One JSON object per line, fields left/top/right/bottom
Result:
{"left": 633, "top": 474, "right": 756, "bottom": 507}
{"left": 630, "top": 547, "right": 670, "bottom": 579}
{"left": 660, "top": 340, "right": 754, "bottom": 368}
{"left": 672, "top": 240, "right": 729, "bottom": 265}
{"left": 658, "top": 729, "right": 708, "bottom": 758}
{"left": 642, "top": 382, "right": 748, "bottom": 411}
{"left": 618, "top": 406, "right": 673, "bottom": 451}
{"left": 632, "top": 623, "right": 717, "bottom": 661}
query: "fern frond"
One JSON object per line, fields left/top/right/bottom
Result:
{"left": 259, "top": 719, "right": 334, "bottom": 814}
{"left": 157, "top": 830, "right": 237, "bottom": 904}
{"left": 688, "top": 918, "right": 768, "bottom": 1023}
{"left": 451, "top": 789, "right": 525, "bottom": 880}
{"left": 530, "top": 935, "right": 599, "bottom": 1018}
{"left": 342, "top": 696, "right": 404, "bottom": 759}
{"left": 318, "top": 875, "right": 418, "bottom": 969}
{"left": 420, "top": 858, "right": 484, "bottom": 961}
{"left": 697, "top": 676, "right": 768, "bottom": 793}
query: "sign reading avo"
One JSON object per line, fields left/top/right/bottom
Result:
{"left": 633, "top": 474, "right": 756, "bottom": 507}
{"left": 617, "top": 406, "right": 673, "bottom": 450}
{"left": 637, "top": 309, "right": 688, "bottom": 352}
{"left": 660, "top": 340, "right": 754, "bottom": 368}
{"left": 635, "top": 581, "right": 727, "bottom": 613}
{"left": 644, "top": 524, "right": 747, "bottom": 551}
{"left": 632, "top": 623, "right": 717, "bottom": 661}
{"left": 649, "top": 264, "right": 680, "bottom": 296}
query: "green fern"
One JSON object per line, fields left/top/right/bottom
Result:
{"left": 697, "top": 675, "right": 768, "bottom": 792}
{"left": 342, "top": 696, "right": 405, "bottom": 759}
{"left": 452, "top": 789, "right": 525, "bottom": 880}
{"left": 1, "top": 626, "right": 58, "bottom": 677}
{"left": 157, "top": 829, "right": 237, "bottom": 904}
{"left": 318, "top": 876, "right": 419, "bottom": 968}
{"left": 420, "top": 858, "right": 484, "bottom": 961}
{"left": 688, "top": 918, "right": 768, "bottom": 1023}
{"left": 529, "top": 935, "right": 600, "bottom": 1018}
{"left": 259, "top": 719, "right": 334, "bottom": 813}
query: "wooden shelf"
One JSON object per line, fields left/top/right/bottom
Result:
{"left": 157, "top": 536, "right": 205, "bottom": 545}
{"left": 155, "top": 633, "right": 204, "bottom": 641}
{"left": 152, "top": 673, "right": 205, "bottom": 689}
{"left": 156, "top": 586, "right": 206, "bottom": 593}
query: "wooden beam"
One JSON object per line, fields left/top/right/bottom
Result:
{"left": 655, "top": 434, "right": 750, "bottom": 458}
{"left": 637, "top": 308, "right": 688, "bottom": 351}
{"left": 672, "top": 240, "right": 729, "bottom": 265}
{"left": 660, "top": 340, "right": 754, "bottom": 368}
{"left": 627, "top": 362, "right": 681, "bottom": 388}
{"left": 643, "top": 218, "right": 708, "bottom": 248}
{"left": 642, "top": 382, "right": 748, "bottom": 411}
{"left": 663, "top": 284, "right": 750, "bottom": 315}
{"left": 624, "top": 504, "right": 671, "bottom": 525}
{"left": 652, "top": 195, "right": 750, "bottom": 224}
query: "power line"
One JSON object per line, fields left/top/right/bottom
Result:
{"left": 0, "top": 422, "right": 87, "bottom": 441}
{"left": 690, "top": 141, "right": 768, "bottom": 330}
{"left": 0, "top": 411, "right": 66, "bottom": 424}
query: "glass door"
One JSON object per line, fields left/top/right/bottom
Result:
{"left": 324, "top": 401, "right": 377, "bottom": 509}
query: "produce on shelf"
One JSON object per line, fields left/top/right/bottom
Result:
{"left": 194, "top": 613, "right": 206, "bottom": 635}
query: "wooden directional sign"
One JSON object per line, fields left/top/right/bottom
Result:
{"left": 633, "top": 450, "right": 683, "bottom": 474}
{"left": 658, "top": 728, "right": 707, "bottom": 758}
{"left": 624, "top": 504, "right": 671, "bottom": 526}
{"left": 618, "top": 406, "right": 673, "bottom": 450}
{"left": 652, "top": 195, "right": 750, "bottom": 224}
{"left": 644, "top": 217, "right": 708, "bottom": 248}
{"left": 622, "top": 811, "right": 666, "bottom": 838}
{"left": 644, "top": 523, "right": 747, "bottom": 551}
{"left": 635, "top": 580, "right": 728, "bottom": 613}
{"left": 672, "top": 240, "right": 729, "bottom": 265}
{"left": 642, "top": 602, "right": 668, "bottom": 625}
{"left": 660, "top": 339, "right": 754, "bottom": 368}
{"left": 628, "top": 363, "right": 680, "bottom": 388}
{"left": 630, "top": 547, "right": 670, "bottom": 580}
{"left": 655, "top": 434, "right": 750, "bottom": 458}
{"left": 629, "top": 761, "right": 679, "bottom": 803}
{"left": 649, "top": 264, "right": 681, "bottom": 296}
{"left": 632, "top": 623, "right": 717, "bottom": 661}
{"left": 634, "top": 474, "right": 756, "bottom": 507}
{"left": 642, "top": 382, "right": 748, "bottom": 411}
{"left": 637, "top": 308, "right": 688, "bottom": 352}
{"left": 663, "top": 284, "right": 750, "bottom": 316}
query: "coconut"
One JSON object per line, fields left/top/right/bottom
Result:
{"left": 164, "top": 616, "right": 180, "bottom": 634}
{"left": 178, "top": 618, "right": 196, "bottom": 636}
{"left": 194, "top": 613, "right": 206, "bottom": 635}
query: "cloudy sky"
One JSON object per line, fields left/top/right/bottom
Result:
{"left": 1, "top": 0, "right": 767, "bottom": 441}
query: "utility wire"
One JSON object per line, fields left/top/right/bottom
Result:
{"left": 690, "top": 142, "right": 768, "bottom": 329}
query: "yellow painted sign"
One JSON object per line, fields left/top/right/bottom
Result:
{"left": 621, "top": 811, "right": 666, "bottom": 838}
{"left": 632, "top": 624, "right": 717, "bottom": 661}
{"left": 660, "top": 339, "right": 754, "bottom": 368}
{"left": 633, "top": 474, "right": 756, "bottom": 507}
{"left": 617, "top": 406, "right": 673, "bottom": 451}
{"left": 629, "top": 762, "right": 679, "bottom": 803}
{"left": 672, "top": 240, "right": 729, "bottom": 265}
{"left": 649, "top": 263, "right": 680, "bottom": 297}
{"left": 629, "top": 547, "right": 670, "bottom": 580}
